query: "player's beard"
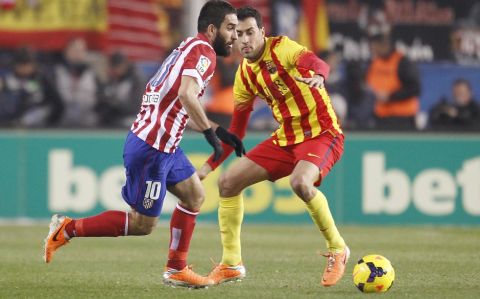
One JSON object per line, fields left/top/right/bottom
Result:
{"left": 213, "top": 33, "right": 231, "bottom": 57}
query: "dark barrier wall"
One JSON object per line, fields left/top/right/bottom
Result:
{"left": 1, "top": 131, "right": 479, "bottom": 224}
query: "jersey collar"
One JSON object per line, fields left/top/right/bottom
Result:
{"left": 197, "top": 33, "right": 209, "bottom": 43}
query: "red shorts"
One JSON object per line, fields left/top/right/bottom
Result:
{"left": 245, "top": 131, "right": 344, "bottom": 186}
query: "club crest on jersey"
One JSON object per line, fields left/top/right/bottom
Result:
{"left": 265, "top": 60, "right": 277, "bottom": 74}
{"left": 196, "top": 55, "right": 211, "bottom": 76}
{"left": 143, "top": 198, "right": 154, "bottom": 209}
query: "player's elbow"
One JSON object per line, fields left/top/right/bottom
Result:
{"left": 177, "top": 92, "right": 190, "bottom": 106}
{"left": 178, "top": 88, "right": 197, "bottom": 106}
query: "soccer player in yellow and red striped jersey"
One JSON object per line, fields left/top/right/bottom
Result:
{"left": 198, "top": 6, "right": 349, "bottom": 287}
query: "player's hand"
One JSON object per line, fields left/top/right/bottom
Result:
{"left": 197, "top": 163, "right": 212, "bottom": 180}
{"left": 203, "top": 128, "right": 223, "bottom": 161}
{"left": 294, "top": 74, "right": 325, "bottom": 88}
{"left": 215, "top": 126, "right": 246, "bottom": 157}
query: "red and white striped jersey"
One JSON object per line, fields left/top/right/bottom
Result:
{"left": 131, "top": 33, "right": 216, "bottom": 153}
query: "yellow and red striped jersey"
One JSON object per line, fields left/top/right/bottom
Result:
{"left": 234, "top": 36, "right": 341, "bottom": 146}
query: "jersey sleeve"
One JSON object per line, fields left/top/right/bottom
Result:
{"left": 182, "top": 44, "right": 216, "bottom": 88}
{"left": 233, "top": 64, "right": 255, "bottom": 108}
{"left": 275, "top": 36, "right": 330, "bottom": 79}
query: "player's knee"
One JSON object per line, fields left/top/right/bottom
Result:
{"left": 139, "top": 224, "right": 155, "bottom": 235}
{"left": 190, "top": 189, "right": 205, "bottom": 210}
{"left": 128, "top": 213, "right": 157, "bottom": 236}
{"left": 179, "top": 186, "right": 205, "bottom": 211}
{"left": 130, "top": 222, "right": 155, "bottom": 235}
{"left": 290, "top": 176, "right": 315, "bottom": 201}
{"left": 218, "top": 173, "right": 239, "bottom": 197}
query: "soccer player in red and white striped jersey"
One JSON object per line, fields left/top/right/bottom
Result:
{"left": 43, "top": 0, "right": 245, "bottom": 289}
{"left": 131, "top": 33, "right": 219, "bottom": 152}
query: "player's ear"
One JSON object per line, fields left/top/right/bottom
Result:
{"left": 206, "top": 24, "right": 217, "bottom": 39}
{"left": 260, "top": 27, "right": 265, "bottom": 38}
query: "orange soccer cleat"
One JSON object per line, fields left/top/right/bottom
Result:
{"left": 321, "top": 246, "right": 350, "bottom": 287}
{"left": 43, "top": 214, "right": 72, "bottom": 263}
{"left": 207, "top": 262, "right": 246, "bottom": 285}
{"left": 163, "top": 265, "right": 214, "bottom": 289}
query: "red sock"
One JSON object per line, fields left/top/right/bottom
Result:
{"left": 65, "top": 211, "right": 129, "bottom": 237}
{"left": 167, "top": 204, "right": 198, "bottom": 270}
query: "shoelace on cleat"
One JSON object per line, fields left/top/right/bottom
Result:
{"left": 209, "top": 258, "right": 224, "bottom": 273}
{"left": 321, "top": 252, "right": 337, "bottom": 272}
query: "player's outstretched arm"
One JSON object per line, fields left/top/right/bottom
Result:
{"left": 178, "top": 75, "right": 223, "bottom": 161}
{"left": 178, "top": 75, "right": 212, "bottom": 131}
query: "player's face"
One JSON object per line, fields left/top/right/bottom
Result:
{"left": 236, "top": 17, "right": 265, "bottom": 61}
{"left": 213, "top": 13, "right": 238, "bottom": 57}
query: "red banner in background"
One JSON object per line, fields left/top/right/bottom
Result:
{"left": 0, "top": 0, "right": 108, "bottom": 51}
{"left": 106, "top": 0, "right": 170, "bottom": 62}
{"left": 298, "top": 0, "right": 329, "bottom": 54}
{"left": 0, "top": 0, "right": 172, "bottom": 62}
{"left": 0, "top": 30, "right": 107, "bottom": 52}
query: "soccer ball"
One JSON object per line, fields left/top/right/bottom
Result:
{"left": 352, "top": 254, "right": 395, "bottom": 293}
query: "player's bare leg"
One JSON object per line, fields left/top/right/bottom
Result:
{"left": 128, "top": 210, "right": 158, "bottom": 235}
{"left": 162, "top": 173, "right": 214, "bottom": 288}
{"left": 43, "top": 210, "right": 157, "bottom": 263}
{"left": 290, "top": 160, "right": 349, "bottom": 287}
{"left": 208, "top": 157, "right": 269, "bottom": 284}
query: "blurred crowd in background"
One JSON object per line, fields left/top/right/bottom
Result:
{"left": 0, "top": 0, "right": 479, "bottom": 132}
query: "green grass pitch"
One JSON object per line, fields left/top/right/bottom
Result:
{"left": 1, "top": 223, "right": 479, "bottom": 298}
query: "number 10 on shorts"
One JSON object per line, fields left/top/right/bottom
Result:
{"left": 143, "top": 180, "right": 161, "bottom": 209}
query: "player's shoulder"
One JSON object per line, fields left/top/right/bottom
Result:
{"left": 273, "top": 35, "right": 297, "bottom": 46}
{"left": 267, "top": 36, "right": 298, "bottom": 52}
{"left": 180, "top": 36, "right": 215, "bottom": 57}
{"left": 182, "top": 37, "right": 215, "bottom": 66}
{"left": 180, "top": 36, "right": 216, "bottom": 77}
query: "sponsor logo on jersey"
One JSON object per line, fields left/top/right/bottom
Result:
{"left": 196, "top": 55, "right": 211, "bottom": 76}
{"left": 142, "top": 92, "right": 161, "bottom": 104}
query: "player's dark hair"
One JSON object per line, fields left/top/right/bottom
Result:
{"left": 197, "top": 0, "right": 236, "bottom": 33}
{"left": 237, "top": 6, "right": 263, "bottom": 28}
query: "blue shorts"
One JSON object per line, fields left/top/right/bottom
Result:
{"left": 121, "top": 132, "right": 195, "bottom": 217}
